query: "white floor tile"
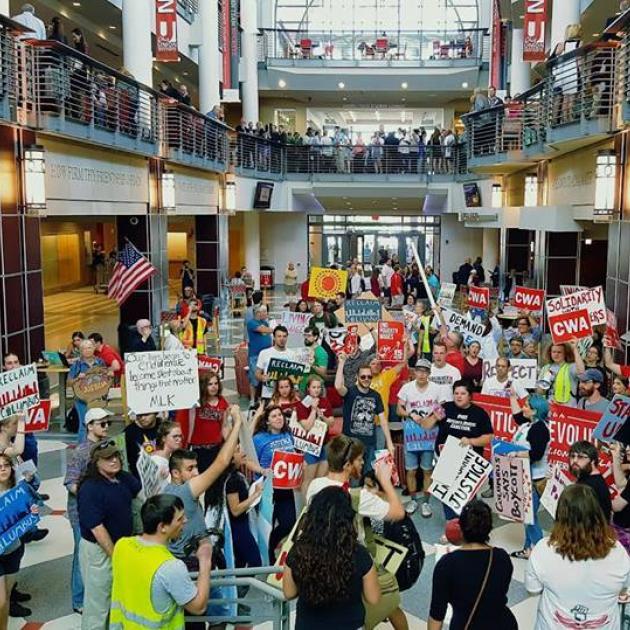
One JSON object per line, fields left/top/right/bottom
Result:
{"left": 21, "top": 513, "right": 74, "bottom": 569}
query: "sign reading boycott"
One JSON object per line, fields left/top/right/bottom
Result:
{"left": 467, "top": 286, "right": 489, "bottom": 310}
{"left": 0, "top": 481, "right": 39, "bottom": 555}
{"left": 125, "top": 349, "right": 200, "bottom": 414}
{"left": 289, "top": 413, "right": 327, "bottom": 457}
{"left": 513, "top": 286, "right": 545, "bottom": 313}
{"left": 271, "top": 450, "right": 304, "bottom": 489}
{"left": 308, "top": 267, "right": 348, "bottom": 300}
{"left": 493, "top": 454, "right": 533, "bottom": 524}
{"left": 377, "top": 321, "right": 405, "bottom": 362}
{"left": 546, "top": 285, "right": 606, "bottom": 327}
{"left": 266, "top": 357, "right": 309, "bottom": 382}
{"left": 548, "top": 308, "right": 593, "bottom": 344}
{"left": 437, "top": 307, "right": 485, "bottom": 344}
{"left": 548, "top": 403, "right": 601, "bottom": 470}
{"left": 592, "top": 395, "right": 630, "bottom": 442}
{"left": 0, "top": 364, "right": 40, "bottom": 421}
{"left": 345, "top": 299, "right": 381, "bottom": 324}
{"left": 482, "top": 359, "right": 537, "bottom": 389}
{"left": 25, "top": 400, "right": 51, "bottom": 433}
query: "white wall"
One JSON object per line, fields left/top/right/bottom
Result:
{"left": 259, "top": 212, "right": 308, "bottom": 284}
{"left": 440, "top": 214, "right": 484, "bottom": 284}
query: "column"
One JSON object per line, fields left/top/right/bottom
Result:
{"left": 122, "top": 0, "right": 153, "bottom": 86}
{"left": 199, "top": 0, "right": 221, "bottom": 114}
{"left": 196, "top": 215, "right": 222, "bottom": 297}
{"left": 241, "top": 0, "right": 260, "bottom": 123}
{"left": 244, "top": 211, "right": 260, "bottom": 289}
{"left": 258, "top": 0, "right": 275, "bottom": 30}
{"left": 0, "top": 1, "right": 10, "bottom": 17}
{"left": 550, "top": 0, "right": 580, "bottom": 54}
{"left": 510, "top": 28, "right": 531, "bottom": 97}
{"left": 482, "top": 228, "right": 499, "bottom": 272}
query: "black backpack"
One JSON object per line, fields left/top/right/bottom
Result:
{"left": 383, "top": 515, "right": 424, "bottom": 591}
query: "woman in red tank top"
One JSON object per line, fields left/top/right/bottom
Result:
{"left": 271, "top": 377, "right": 301, "bottom": 415}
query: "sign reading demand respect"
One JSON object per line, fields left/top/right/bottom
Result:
{"left": 124, "top": 349, "right": 200, "bottom": 414}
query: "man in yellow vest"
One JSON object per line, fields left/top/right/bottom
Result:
{"left": 110, "top": 494, "right": 212, "bottom": 629}
{"left": 180, "top": 298, "right": 208, "bottom": 355}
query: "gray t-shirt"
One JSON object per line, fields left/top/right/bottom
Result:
{"left": 574, "top": 396, "right": 610, "bottom": 414}
{"left": 163, "top": 482, "right": 206, "bottom": 559}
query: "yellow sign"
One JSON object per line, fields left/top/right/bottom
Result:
{"left": 308, "top": 267, "right": 348, "bottom": 299}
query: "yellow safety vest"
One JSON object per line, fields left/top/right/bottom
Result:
{"left": 419, "top": 315, "right": 431, "bottom": 354}
{"left": 553, "top": 362, "right": 572, "bottom": 404}
{"left": 180, "top": 316, "right": 207, "bottom": 355}
{"left": 110, "top": 536, "right": 185, "bottom": 630}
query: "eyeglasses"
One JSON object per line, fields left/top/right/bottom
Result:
{"left": 359, "top": 375, "right": 372, "bottom": 381}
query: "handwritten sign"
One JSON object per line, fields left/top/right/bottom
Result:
{"left": 0, "top": 482, "right": 39, "bottom": 555}
{"left": 280, "top": 311, "right": 312, "bottom": 335}
{"left": 493, "top": 454, "right": 533, "bottom": 524}
{"left": 482, "top": 358, "right": 538, "bottom": 389}
{"left": 266, "top": 357, "right": 309, "bottom": 382}
{"left": 546, "top": 285, "right": 606, "bottom": 327}
{"left": 308, "top": 267, "right": 348, "bottom": 300}
{"left": 548, "top": 308, "right": 593, "bottom": 344}
{"left": 592, "top": 395, "right": 630, "bottom": 442}
{"left": 0, "top": 364, "right": 40, "bottom": 420}
{"left": 513, "top": 286, "right": 545, "bottom": 314}
{"left": 271, "top": 450, "right": 304, "bottom": 489}
{"left": 540, "top": 465, "right": 573, "bottom": 518}
{"left": 377, "top": 321, "right": 405, "bottom": 362}
{"left": 25, "top": 400, "right": 51, "bottom": 433}
{"left": 72, "top": 367, "right": 111, "bottom": 403}
{"left": 437, "top": 283, "right": 456, "bottom": 307}
{"left": 289, "top": 413, "right": 327, "bottom": 457}
{"left": 345, "top": 299, "right": 382, "bottom": 324}
{"left": 124, "top": 350, "right": 200, "bottom": 414}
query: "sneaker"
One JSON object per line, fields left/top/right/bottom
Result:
{"left": 420, "top": 502, "right": 433, "bottom": 518}
{"left": 23, "top": 528, "right": 49, "bottom": 543}
{"left": 405, "top": 499, "right": 418, "bottom": 515}
{"left": 9, "top": 601, "right": 31, "bottom": 618}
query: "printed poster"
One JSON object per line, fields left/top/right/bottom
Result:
{"left": 289, "top": 413, "right": 327, "bottom": 457}
{"left": 377, "top": 321, "right": 405, "bottom": 362}
{"left": 345, "top": 299, "right": 382, "bottom": 324}
{"left": 0, "top": 364, "right": 40, "bottom": 420}
{"left": 308, "top": 267, "right": 348, "bottom": 300}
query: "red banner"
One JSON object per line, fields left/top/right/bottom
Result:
{"left": 377, "top": 321, "right": 405, "bottom": 362}
{"left": 473, "top": 394, "right": 517, "bottom": 442}
{"left": 490, "top": 0, "right": 502, "bottom": 87}
{"left": 271, "top": 450, "right": 304, "bottom": 489}
{"left": 548, "top": 308, "right": 593, "bottom": 344}
{"left": 513, "top": 286, "right": 545, "bottom": 313}
{"left": 344, "top": 324, "right": 359, "bottom": 355}
{"left": 198, "top": 355, "right": 224, "bottom": 379}
{"left": 467, "top": 286, "right": 490, "bottom": 310}
{"left": 155, "top": 0, "right": 179, "bottom": 63}
{"left": 25, "top": 399, "right": 51, "bottom": 433}
{"left": 547, "top": 403, "right": 601, "bottom": 470}
{"left": 523, "top": 0, "right": 547, "bottom": 62}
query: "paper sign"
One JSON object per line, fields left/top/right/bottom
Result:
{"left": 137, "top": 449, "right": 162, "bottom": 498}
{"left": 604, "top": 309, "right": 622, "bottom": 350}
{"left": 540, "top": 465, "right": 573, "bottom": 518}
{"left": 15, "top": 459, "right": 37, "bottom": 482}
{"left": 437, "top": 283, "right": 456, "bottom": 307}
{"left": 432, "top": 435, "right": 468, "bottom": 485}
{"left": 513, "top": 286, "right": 545, "bottom": 313}
{"left": 436, "top": 307, "right": 485, "bottom": 344}
{"left": 271, "top": 450, "right": 304, "bottom": 489}
{"left": 280, "top": 311, "right": 312, "bottom": 335}
{"left": 374, "top": 449, "right": 400, "bottom": 486}
{"left": 344, "top": 324, "right": 359, "bottom": 355}
{"left": 377, "top": 321, "right": 405, "bottom": 362}
{"left": 124, "top": 350, "right": 200, "bottom": 414}
{"left": 345, "top": 299, "right": 382, "bottom": 324}
{"left": 0, "top": 482, "right": 39, "bottom": 555}
{"left": 72, "top": 367, "right": 111, "bottom": 403}
{"left": 308, "top": 267, "right": 348, "bottom": 300}
{"left": 493, "top": 454, "right": 533, "bottom": 524}
{"left": 289, "top": 413, "right": 327, "bottom": 457}
{"left": 0, "top": 364, "right": 40, "bottom": 420}
{"left": 482, "top": 358, "right": 538, "bottom": 389}
{"left": 25, "top": 400, "right": 51, "bottom": 433}
{"left": 373, "top": 535, "right": 409, "bottom": 576}
{"left": 467, "top": 286, "right": 489, "bottom": 310}
{"left": 403, "top": 419, "right": 439, "bottom": 453}
{"left": 548, "top": 308, "right": 593, "bottom": 344}
{"left": 546, "top": 286, "right": 606, "bottom": 327}
{"left": 266, "top": 357, "right": 309, "bottom": 382}
{"left": 592, "top": 395, "right": 630, "bottom": 442}
{"left": 560, "top": 285, "right": 587, "bottom": 296}
{"left": 197, "top": 355, "right": 224, "bottom": 376}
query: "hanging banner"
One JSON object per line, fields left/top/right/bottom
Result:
{"left": 546, "top": 286, "right": 606, "bottom": 327}
{"left": 493, "top": 454, "right": 534, "bottom": 524}
{"left": 345, "top": 299, "right": 382, "bottom": 324}
{"left": 308, "top": 267, "right": 348, "bottom": 300}
{"left": 377, "top": 321, "right": 405, "bottom": 362}
{"left": 523, "top": 0, "right": 547, "bottom": 62}
{"left": 271, "top": 451, "right": 304, "bottom": 489}
{"left": 592, "top": 395, "right": 630, "bottom": 442}
{"left": 548, "top": 308, "right": 593, "bottom": 344}
{"left": 513, "top": 286, "right": 545, "bottom": 314}
{"left": 547, "top": 403, "right": 601, "bottom": 470}
{"left": 0, "top": 364, "right": 40, "bottom": 421}
{"left": 604, "top": 309, "right": 623, "bottom": 350}
{"left": 155, "top": 0, "right": 179, "bottom": 63}
{"left": 467, "top": 286, "right": 490, "bottom": 311}
{"left": 490, "top": 0, "right": 502, "bottom": 87}
{"left": 229, "top": 0, "right": 240, "bottom": 89}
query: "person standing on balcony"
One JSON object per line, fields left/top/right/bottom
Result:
{"left": 12, "top": 4, "right": 46, "bottom": 40}
{"left": 488, "top": 86, "right": 503, "bottom": 108}
{"left": 47, "top": 16, "right": 67, "bottom": 43}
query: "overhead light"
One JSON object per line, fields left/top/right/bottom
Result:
{"left": 24, "top": 145, "right": 46, "bottom": 212}
{"left": 278, "top": 79, "right": 286, "bottom": 88}
{"left": 524, "top": 174, "right": 538, "bottom": 206}
{"left": 594, "top": 150, "right": 618, "bottom": 220}
{"left": 224, "top": 173, "right": 236, "bottom": 214}
{"left": 491, "top": 183, "right": 503, "bottom": 208}
{"left": 592, "top": 33, "right": 599, "bottom": 37}
{"left": 161, "top": 170, "right": 176, "bottom": 212}
{"left": 401, "top": 97, "right": 406, "bottom": 102}
{"left": 585, "top": 238, "right": 593, "bottom": 245}
{"left": 462, "top": 82, "right": 469, "bottom": 89}
{"left": 109, "top": 25, "right": 117, "bottom": 30}
{"left": 72, "top": 1, "right": 81, "bottom": 5}
{"left": 401, "top": 82, "right": 408, "bottom": 89}
{"left": 182, "top": 71, "right": 189, "bottom": 76}
{"left": 338, "top": 82, "right": 345, "bottom": 89}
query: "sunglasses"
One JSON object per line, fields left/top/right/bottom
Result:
{"left": 94, "top": 420, "right": 111, "bottom": 428}
{"left": 359, "top": 375, "right": 372, "bottom": 381}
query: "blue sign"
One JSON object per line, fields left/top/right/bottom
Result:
{"left": 345, "top": 300, "right": 381, "bottom": 324}
{"left": 592, "top": 395, "right": 630, "bottom": 443}
{"left": 491, "top": 439, "right": 530, "bottom": 457}
{"left": 0, "top": 481, "right": 39, "bottom": 555}
{"left": 403, "top": 420, "right": 438, "bottom": 452}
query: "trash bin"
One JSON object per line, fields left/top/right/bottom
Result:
{"left": 260, "top": 265, "right": 275, "bottom": 289}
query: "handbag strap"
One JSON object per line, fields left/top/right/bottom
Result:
{"left": 464, "top": 547, "right": 493, "bottom": 630}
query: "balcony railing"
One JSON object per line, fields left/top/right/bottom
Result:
{"left": 257, "top": 28, "right": 484, "bottom": 64}
{"left": 0, "top": 16, "right": 28, "bottom": 123}
{"left": 461, "top": 105, "right": 522, "bottom": 161}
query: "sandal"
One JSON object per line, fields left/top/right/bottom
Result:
{"left": 510, "top": 549, "right": 530, "bottom": 559}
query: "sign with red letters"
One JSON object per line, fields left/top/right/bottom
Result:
{"left": 592, "top": 395, "right": 630, "bottom": 442}
{"left": 25, "top": 400, "right": 51, "bottom": 433}
{"left": 546, "top": 286, "right": 606, "bottom": 327}
{"left": 548, "top": 308, "right": 593, "bottom": 344}
{"left": 513, "top": 286, "right": 545, "bottom": 313}
{"left": 467, "top": 286, "right": 489, "bottom": 310}
{"left": 155, "top": 0, "right": 179, "bottom": 62}
{"left": 523, "top": 0, "right": 547, "bottom": 62}
{"left": 271, "top": 451, "right": 304, "bottom": 489}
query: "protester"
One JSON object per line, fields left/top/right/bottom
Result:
{"left": 429, "top": 341, "right": 461, "bottom": 403}
{"left": 179, "top": 298, "right": 208, "bottom": 355}
{"left": 247, "top": 304, "right": 272, "bottom": 400}
{"left": 525, "top": 484, "right": 630, "bottom": 629}
{"left": 481, "top": 357, "right": 527, "bottom": 399}
{"left": 150, "top": 421, "right": 184, "bottom": 493}
{"left": 270, "top": 377, "right": 301, "bottom": 410}
{"left": 461, "top": 340, "right": 483, "bottom": 391}
{"left": 299, "top": 325, "right": 328, "bottom": 392}
{"left": 256, "top": 325, "right": 293, "bottom": 401}
{"left": 128, "top": 319, "right": 157, "bottom": 352}
{"left": 124, "top": 412, "right": 160, "bottom": 479}
{"left": 284, "top": 261, "right": 299, "bottom": 297}
{"left": 573, "top": 369, "right": 609, "bottom": 413}
{"left": 309, "top": 299, "right": 338, "bottom": 331}
{"left": 538, "top": 342, "right": 582, "bottom": 404}
{"left": 163, "top": 320, "right": 184, "bottom": 351}
{"left": 611, "top": 441, "right": 630, "bottom": 553}
{"left": 568, "top": 440, "right": 612, "bottom": 521}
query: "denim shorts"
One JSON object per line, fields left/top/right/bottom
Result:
{"left": 305, "top": 449, "right": 327, "bottom": 465}
{"left": 404, "top": 449, "right": 434, "bottom": 472}
{"left": 248, "top": 354, "right": 259, "bottom": 386}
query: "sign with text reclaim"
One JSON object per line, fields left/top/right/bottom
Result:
{"left": 467, "top": 286, "right": 489, "bottom": 310}
{"left": 0, "top": 364, "right": 39, "bottom": 420}
{"left": 523, "top": 0, "right": 547, "bottom": 62}
{"left": 155, "top": 0, "right": 179, "bottom": 62}
{"left": 345, "top": 299, "right": 381, "bottom": 324}
{"left": 513, "top": 286, "right": 545, "bottom": 313}
{"left": 0, "top": 482, "right": 39, "bottom": 555}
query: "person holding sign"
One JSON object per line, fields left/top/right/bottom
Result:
{"left": 271, "top": 377, "right": 301, "bottom": 411}
{"left": 610, "top": 442, "right": 630, "bottom": 553}
{"left": 429, "top": 341, "right": 461, "bottom": 403}
{"left": 256, "top": 325, "right": 296, "bottom": 401}
{"left": 481, "top": 357, "right": 528, "bottom": 399}
{"left": 538, "top": 342, "right": 584, "bottom": 405}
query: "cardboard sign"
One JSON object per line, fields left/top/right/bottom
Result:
{"left": 546, "top": 286, "right": 606, "bottom": 327}
{"left": 493, "top": 454, "right": 533, "bottom": 524}
{"left": 0, "top": 364, "right": 40, "bottom": 420}
{"left": 548, "top": 308, "right": 593, "bottom": 344}
{"left": 513, "top": 286, "right": 545, "bottom": 313}
{"left": 482, "top": 358, "right": 538, "bottom": 389}
{"left": 432, "top": 436, "right": 468, "bottom": 485}
{"left": 155, "top": 0, "right": 179, "bottom": 62}
{"left": 197, "top": 355, "right": 223, "bottom": 375}
{"left": 266, "top": 357, "right": 309, "bottom": 382}
{"left": 280, "top": 311, "right": 312, "bottom": 335}
{"left": 308, "top": 267, "right": 348, "bottom": 300}
{"left": 540, "top": 465, "right": 573, "bottom": 518}
{"left": 604, "top": 309, "right": 622, "bottom": 350}
{"left": 125, "top": 350, "right": 200, "bottom": 414}
{"left": 289, "top": 413, "right": 327, "bottom": 457}
{"left": 25, "top": 400, "right": 51, "bottom": 433}
{"left": 345, "top": 299, "right": 382, "bottom": 324}
{"left": 271, "top": 450, "right": 304, "bottom": 489}
{"left": 377, "top": 321, "right": 405, "bottom": 362}
{"left": 592, "top": 395, "right": 630, "bottom": 442}
{"left": 72, "top": 367, "right": 111, "bottom": 403}
{"left": 547, "top": 403, "right": 601, "bottom": 470}
{"left": 437, "top": 283, "right": 456, "bottom": 307}
{"left": 467, "top": 286, "right": 489, "bottom": 310}
{"left": 523, "top": 0, "right": 547, "bottom": 62}
{"left": 137, "top": 449, "right": 162, "bottom": 498}
{"left": 0, "top": 482, "right": 39, "bottom": 555}
{"left": 436, "top": 307, "right": 485, "bottom": 344}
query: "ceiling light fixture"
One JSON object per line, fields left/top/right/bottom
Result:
{"left": 109, "top": 25, "right": 117, "bottom": 30}
{"left": 462, "top": 81, "right": 469, "bottom": 89}
{"left": 278, "top": 79, "right": 286, "bottom": 88}
{"left": 338, "top": 81, "right": 345, "bottom": 89}
{"left": 401, "top": 82, "right": 408, "bottom": 89}
{"left": 72, "top": 1, "right": 81, "bottom": 5}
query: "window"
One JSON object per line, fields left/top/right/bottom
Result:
{"left": 274, "top": 109, "right": 297, "bottom": 132}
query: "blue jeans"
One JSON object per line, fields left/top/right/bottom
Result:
{"left": 76, "top": 401, "right": 88, "bottom": 443}
{"left": 71, "top": 519, "right": 84, "bottom": 609}
{"left": 524, "top": 485, "right": 543, "bottom": 550}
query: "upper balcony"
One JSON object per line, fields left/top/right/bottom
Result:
{"left": 0, "top": 15, "right": 30, "bottom": 125}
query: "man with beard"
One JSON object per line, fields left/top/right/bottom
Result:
{"left": 298, "top": 326, "right": 328, "bottom": 393}
{"left": 572, "top": 369, "right": 609, "bottom": 413}
{"left": 568, "top": 440, "right": 611, "bottom": 521}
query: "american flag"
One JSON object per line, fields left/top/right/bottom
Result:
{"left": 107, "top": 242, "right": 157, "bottom": 305}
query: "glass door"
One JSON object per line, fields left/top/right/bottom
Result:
{"left": 323, "top": 235, "right": 343, "bottom": 266}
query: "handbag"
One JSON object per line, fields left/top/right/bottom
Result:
{"left": 464, "top": 547, "right": 493, "bottom": 630}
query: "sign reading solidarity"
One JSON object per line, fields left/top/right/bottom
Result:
{"left": 493, "top": 454, "right": 533, "bottom": 524}
{"left": 271, "top": 450, "right": 304, "bottom": 489}
{"left": 436, "top": 307, "right": 485, "bottom": 344}
{"left": 467, "top": 286, "right": 490, "bottom": 310}
{"left": 345, "top": 299, "right": 382, "bottom": 324}
{"left": 125, "top": 350, "right": 200, "bottom": 414}
{"left": 25, "top": 400, "right": 51, "bottom": 433}
{"left": 548, "top": 308, "right": 593, "bottom": 344}
{"left": 592, "top": 395, "right": 630, "bottom": 442}
{"left": 377, "top": 321, "right": 405, "bottom": 362}
{"left": 540, "top": 465, "right": 573, "bottom": 518}
{"left": 547, "top": 403, "right": 601, "bottom": 470}
{"left": 0, "top": 482, "right": 39, "bottom": 555}
{"left": 289, "top": 413, "right": 327, "bottom": 457}
{"left": 523, "top": 0, "right": 547, "bottom": 62}
{"left": 546, "top": 285, "right": 606, "bottom": 327}
{"left": 604, "top": 309, "right": 622, "bottom": 350}
{"left": 513, "top": 286, "right": 545, "bottom": 313}
{"left": 155, "top": 0, "right": 179, "bottom": 62}
{"left": 0, "top": 364, "right": 40, "bottom": 421}
{"left": 482, "top": 359, "right": 538, "bottom": 389}
{"left": 308, "top": 267, "right": 348, "bottom": 300}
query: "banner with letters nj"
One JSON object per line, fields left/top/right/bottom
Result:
{"left": 523, "top": 0, "right": 547, "bottom": 62}
{"left": 155, "top": 0, "right": 178, "bottom": 62}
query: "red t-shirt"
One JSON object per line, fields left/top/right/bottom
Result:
{"left": 190, "top": 396, "right": 229, "bottom": 446}
{"left": 622, "top": 365, "right": 630, "bottom": 380}
{"left": 445, "top": 350, "right": 465, "bottom": 375}
{"left": 390, "top": 272, "right": 404, "bottom": 296}
{"left": 295, "top": 397, "right": 333, "bottom": 421}
{"left": 97, "top": 344, "right": 124, "bottom": 377}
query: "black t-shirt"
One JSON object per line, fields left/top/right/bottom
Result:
{"left": 578, "top": 474, "right": 612, "bottom": 522}
{"left": 342, "top": 386, "right": 385, "bottom": 446}
{"left": 430, "top": 547, "right": 517, "bottom": 630}
{"left": 614, "top": 482, "right": 630, "bottom": 528}
{"left": 225, "top": 470, "right": 249, "bottom": 525}
{"left": 124, "top": 422, "right": 159, "bottom": 478}
{"left": 435, "top": 403, "right": 493, "bottom": 455}
{"left": 287, "top": 544, "right": 373, "bottom": 630}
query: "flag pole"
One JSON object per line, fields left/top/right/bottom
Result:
{"left": 409, "top": 242, "right": 436, "bottom": 310}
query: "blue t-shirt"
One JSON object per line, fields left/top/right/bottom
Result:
{"left": 342, "top": 386, "right": 384, "bottom": 446}
{"left": 253, "top": 431, "right": 294, "bottom": 470}
{"left": 247, "top": 318, "right": 272, "bottom": 358}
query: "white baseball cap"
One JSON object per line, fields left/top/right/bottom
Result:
{"left": 84, "top": 408, "right": 113, "bottom": 426}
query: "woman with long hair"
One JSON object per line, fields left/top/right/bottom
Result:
{"left": 283, "top": 486, "right": 380, "bottom": 629}
{"left": 526, "top": 484, "right": 630, "bottom": 629}
{"left": 461, "top": 340, "right": 482, "bottom": 392}
{"left": 295, "top": 299, "right": 310, "bottom": 314}
{"left": 150, "top": 421, "right": 184, "bottom": 492}
{"left": 538, "top": 341, "right": 583, "bottom": 405}
{"left": 271, "top": 377, "right": 300, "bottom": 410}
{"left": 613, "top": 374, "right": 630, "bottom": 396}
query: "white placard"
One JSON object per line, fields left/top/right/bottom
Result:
{"left": 0, "top": 364, "right": 40, "bottom": 420}
{"left": 540, "top": 465, "right": 573, "bottom": 518}
{"left": 124, "top": 350, "right": 200, "bottom": 414}
{"left": 434, "top": 307, "right": 485, "bottom": 344}
{"left": 482, "top": 359, "right": 538, "bottom": 389}
{"left": 546, "top": 286, "right": 606, "bottom": 327}
{"left": 137, "top": 449, "right": 162, "bottom": 498}
{"left": 437, "top": 283, "right": 457, "bottom": 307}
{"left": 431, "top": 435, "right": 467, "bottom": 485}
{"left": 289, "top": 413, "right": 327, "bottom": 457}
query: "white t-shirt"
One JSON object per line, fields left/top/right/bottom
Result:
{"left": 429, "top": 363, "right": 461, "bottom": 403}
{"left": 481, "top": 375, "right": 527, "bottom": 399}
{"left": 397, "top": 381, "right": 442, "bottom": 416}
{"left": 525, "top": 538, "right": 630, "bottom": 630}
{"left": 256, "top": 346, "right": 296, "bottom": 399}
{"left": 381, "top": 264, "right": 394, "bottom": 288}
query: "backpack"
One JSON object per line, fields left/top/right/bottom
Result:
{"left": 383, "top": 515, "right": 425, "bottom": 591}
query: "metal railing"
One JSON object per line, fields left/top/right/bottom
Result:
{"left": 461, "top": 104, "right": 519, "bottom": 159}
{"left": 521, "top": 83, "right": 546, "bottom": 147}
{"left": 0, "top": 16, "right": 23, "bottom": 123}
{"left": 258, "top": 28, "right": 485, "bottom": 64}
{"left": 230, "top": 133, "right": 284, "bottom": 175}
{"left": 177, "top": 0, "right": 199, "bottom": 20}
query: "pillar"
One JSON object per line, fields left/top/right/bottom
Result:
{"left": 258, "top": 0, "right": 275, "bottom": 30}
{"left": 199, "top": 0, "right": 221, "bottom": 114}
{"left": 122, "top": 0, "right": 153, "bottom": 85}
{"left": 510, "top": 28, "right": 531, "bottom": 97}
{"left": 550, "top": 0, "right": 580, "bottom": 54}
{"left": 241, "top": 0, "right": 260, "bottom": 123}
{"left": 0, "top": 1, "right": 10, "bottom": 17}
{"left": 244, "top": 211, "right": 260, "bottom": 289}
{"left": 482, "top": 228, "right": 499, "bottom": 272}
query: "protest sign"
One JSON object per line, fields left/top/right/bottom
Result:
{"left": 344, "top": 324, "right": 359, "bottom": 355}
{"left": 271, "top": 450, "right": 304, "bottom": 489}
{"left": 374, "top": 449, "right": 400, "bottom": 486}
{"left": 403, "top": 420, "right": 439, "bottom": 453}
{"left": 604, "top": 309, "right": 622, "bottom": 350}
{"left": 548, "top": 308, "right": 593, "bottom": 344}
{"left": 197, "top": 355, "right": 224, "bottom": 376}
{"left": 482, "top": 358, "right": 537, "bottom": 389}
{"left": 377, "top": 321, "right": 405, "bottom": 362}
{"left": 0, "top": 364, "right": 40, "bottom": 420}
{"left": 280, "top": 311, "right": 312, "bottom": 348}
{"left": 0, "top": 481, "right": 39, "bottom": 555}
{"left": 266, "top": 357, "right": 309, "bottom": 382}
{"left": 72, "top": 367, "right": 111, "bottom": 403}
{"left": 137, "top": 449, "right": 162, "bottom": 498}
{"left": 493, "top": 454, "right": 533, "bottom": 524}
{"left": 546, "top": 285, "right": 606, "bottom": 327}
{"left": 560, "top": 285, "right": 588, "bottom": 296}
{"left": 308, "top": 267, "right": 348, "bottom": 300}
{"left": 540, "top": 465, "right": 573, "bottom": 518}
{"left": 437, "top": 282, "right": 456, "bottom": 307}
{"left": 467, "top": 286, "right": 489, "bottom": 310}
{"left": 15, "top": 459, "right": 37, "bottom": 483}
{"left": 25, "top": 400, "right": 51, "bottom": 433}
{"left": 592, "top": 395, "right": 630, "bottom": 442}
{"left": 491, "top": 439, "right": 529, "bottom": 457}
{"left": 289, "top": 413, "right": 327, "bottom": 457}
{"left": 547, "top": 403, "right": 601, "bottom": 470}
{"left": 436, "top": 307, "right": 485, "bottom": 344}
{"left": 125, "top": 349, "right": 200, "bottom": 414}
{"left": 432, "top": 436, "right": 467, "bottom": 485}
{"left": 325, "top": 327, "right": 348, "bottom": 355}
{"left": 345, "top": 299, "right": 382, "bottom": 324}
{"left": 513, "top": 286, "right": 545, "bottom": 313}
{"left": 473, "top": 394, "right": 517, "bottom": 442}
